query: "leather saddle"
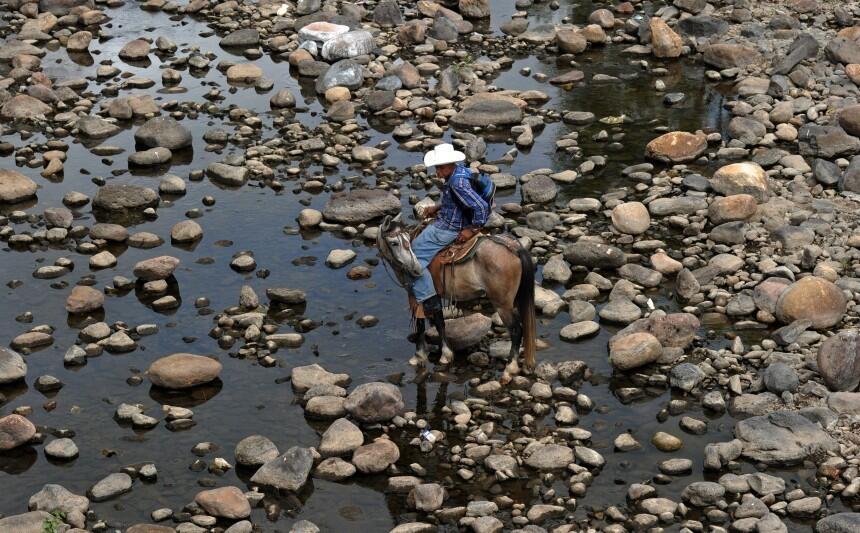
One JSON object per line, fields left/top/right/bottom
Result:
{"left": 407, "top": 225, "right": 485, "bottom": 318}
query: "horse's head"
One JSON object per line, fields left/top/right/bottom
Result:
{"left": 377, "top": 213, "right": 423, "bottom": 278}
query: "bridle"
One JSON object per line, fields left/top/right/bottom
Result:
{"left": 378, "top": 226, "right": 416, "bottom": 290}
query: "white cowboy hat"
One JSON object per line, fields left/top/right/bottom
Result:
{"left": 423, "top": 143, "right": 465, "bottom": 168}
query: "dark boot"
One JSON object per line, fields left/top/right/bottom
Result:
{"left": 423, "top": 296, "right": 453, "bottom": 364}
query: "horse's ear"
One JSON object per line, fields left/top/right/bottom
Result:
{"left": 392, "top": 212, "right": 402, "bottom": 225}
{"left": 380, "top": 215, "right": 391, "bottom": 233}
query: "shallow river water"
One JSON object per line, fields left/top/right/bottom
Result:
{"left": 0, "top": 0, "right": 842, "bottom": 531}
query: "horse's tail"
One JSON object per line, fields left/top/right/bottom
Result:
{"left": 515, "top": 246, "right": 537, "bottom": 370}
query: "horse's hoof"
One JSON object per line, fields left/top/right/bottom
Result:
{"left": 439, "top": 348, "right": 454, "bottom": 365}
{"left": 499, "top": 372, "right": 511, "bottom": 386}
{"left": 409, "top": 354, "right": 427, "bottom": 367}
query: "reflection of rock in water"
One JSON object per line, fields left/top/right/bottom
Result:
{"left": 0, "top": 446, "right": 37, "bottom": 475}
{"left": 134, "top": 275, "right": 182, "bottom": 313}
{"left": 148, "top": 379, "right": 222, "bottom": 408}
{"left": 0, "top": 381, "right": 29, "bottom": 405}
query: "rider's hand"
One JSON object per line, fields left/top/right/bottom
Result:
{"left": 456, "top": 227, "right": 478, "bottom": 243}
{"left": 425, "top": 204, "right": 440, "bottom": 218}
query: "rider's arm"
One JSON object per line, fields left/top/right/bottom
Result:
{"left": 450, "top": 177, "right": 489, "bottom": 227}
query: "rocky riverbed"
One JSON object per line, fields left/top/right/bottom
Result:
{"left": 1, "top": 0, "right": 860, "bottom": 532}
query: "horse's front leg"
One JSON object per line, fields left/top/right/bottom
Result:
{"left": 409, "top": 318, "right": 429, "bottom": 367}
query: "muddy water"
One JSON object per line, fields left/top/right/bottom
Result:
{"left": 0, "top": 1, "right": 836, "bottom": 531}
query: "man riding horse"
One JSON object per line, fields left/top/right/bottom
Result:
{"left": 377, "top": 142, "right": 535, "bottom": 383}
{"left": 411, "top": 143, "right": 490, "bottom": 335}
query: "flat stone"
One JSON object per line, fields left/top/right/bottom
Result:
{"left": 148, "top": 354, "right": 222, "bottom": 389}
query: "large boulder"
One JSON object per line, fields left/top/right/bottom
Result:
{"left": 826, "top": 37, "right": 860, "bottom": 65}
{"left": 77, "top": 115, "right": 121, "bottom": 138}
{"left": 322, "top": 30, "right": 375, "bottom": 60}
{"left": 148, "top": 354, "right": 222, "bottom": 389}
{"left": 708, "top": 194, "right": 758, "bottom": 224}
{"left": 28, "top": 484, "right": 89, "bottom": 515}
{"left": 0, "top": 512, "right": 54, "bottom": 533}
{"left": 319, "top": 417, "right": 363, "bottom": 457}
{"left": 818, "top": 330, "right": 860, "bottom": 392}
{"left": 133, "top": 256, "right": 179, "bottom": 281}
{"left": 373, "top": 0, "right": 403, "bottom": 26}
{"left": 703, "top": 43, "right": 762, "bottom": 69}
{"left": 776, "top": 276, "right": 846, "bottom": 329}
{"left": 645, "top": 131, "right": 707, "bottom": 163}
{"left": 798, "top": 125, "right": 860, "bottom": 158}
{"left": 650, "top": 17, "right": 682, "bottom": 58}
{"left": 734, "top": 411, "right": 838, "bottom": 465}
{"left": 39, "top": 0, "right": 93, "bottom": 15}
{"left": 709, "top": 162, "right": 769, "bottom": 202}
{"left": 451, "top": 96, "right": 523, "bottom": 128}
{"left": 0, "top": 414, "right": 36, "bottom": 450}
{"left": 220, "top": 28, "right": 260, "bottom": 47}
{"left": 563, "top": 241, "right": 625, "bottom": 269}
{"left": 521, "top": 174, "right": 558, "bottom": 203}
{"left": 441, "top": 313, "right": 492, "bottom": 350}
{"left": 194, "top": 486, "right": 251, "bottom": 519}
{"left": 344, "top": 382, "right": 404, "bottom": 423}
{"left": 1, "top": 94, "right": 52, "bottom": 120}
{"left": 291, "top": 363, "right": 351, "bottom": 393}
{"left": 235, "top": 435, "right": 280, "bottom": 467}
{"left": 459, "top": 0, "right": 489, "bottom": 18}
{"left": 251, "top": 446, "right": 314, "bottom": 491}
{"left": 0, "top": 169, "right": 37, "bottom": 203}
{"left": 677, "top": 15, "right": 728, "bottom": 37}
{"left": 93, "top": 184, "right": 158, "bottom": 212}
{"left": 611, "top": 202, "right": 650, "bottom": 235}
{"left": 774, "top": 33, "right": 819, "bottom": 74}
{"left": 0, "top": 348, "right": 27, "bottom": 384}
{"left": 316, "top": 59, "right": 364, "bottom": 93}
{"left": 524, "top": 443, "right": 574, "bottom": 470}
{"left": 816, "top": 513, "right": 860, "bottom": 533}
{"left": 134, "top": 117, "right": 192, "bottom": 150}
{"left": 322, "top": 189, "right": 400, "bottom": 223}
{"left": 352, "top": 438, "right": 400, "bottom": 473}
{"left": 65, "top": 285, "right": 104, "bottom": 314}
{"left": 611, "top": 313, "right": 700, "bottom": 349}
{"left": 609, "top": 332, "right": 662, "bottom": 370}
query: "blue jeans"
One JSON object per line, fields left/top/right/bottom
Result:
{"left": 411, "top": 224, "right": 459, "bottom": 302}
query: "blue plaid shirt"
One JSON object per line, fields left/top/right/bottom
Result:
{"left": 433, "top": 164, "right": 490, "bottom": 232}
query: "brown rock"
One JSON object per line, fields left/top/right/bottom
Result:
{"left": 708, "top": 194, "right": 758, "bottom": 224}
{"left": 838, "top": 104, "right": 860, "bottom": 137}
{"left": 776, "top": 276, "right": 846, "bottom": 329}
{"left": 818, "top": 330, "right": 860, "bottom": 392}
{"left": 609, "top": 332, "right": 662, "bottom": 371}
{"left": 1, "top": 94, "right": 52, "bottom": 119}
{"left": 710, "top": 162, "right": 769, "bottom": 202}
{"left": 352, "top": 438, "right": 400, "bottom": 474}
{"left": 0, "top": 414, "right": 36, "bottom": 450}
{"left": 645, "top": 131, "right": 708, "bottom": 163}
{"left": 119, "top": 39, "right": 150, "bottom": 60}
{"left": 148, "top": 353, "right": 222, "bottom": 389}
{"left": 650, "top": 17, "right": 682, "bottom": 58}
{"left": 0, "top": 169, "right": 38, "bottom": 203}
{"left": 703, "top": 43, "right": 762, "bottom": 69}
{"left": 226, "top": 63, "right": 263, "bottom": 83}
{"left": 556, "top": 29, "right": 587, "bottom": 54}
{"left": 847, "top": 64, "right": 860, "bottom": 85}
{"left": 194, "top": 486, "right": 251, "bottom": 519}
{"left": 65, "top": 285, "right": 104, "bottom": 314}
{"left": 133, "top": 256, "right": 179, "bottom": 281}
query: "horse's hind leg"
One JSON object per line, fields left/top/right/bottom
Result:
{"left": 409, "top": 319, "right": 429, "bottom": 367}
